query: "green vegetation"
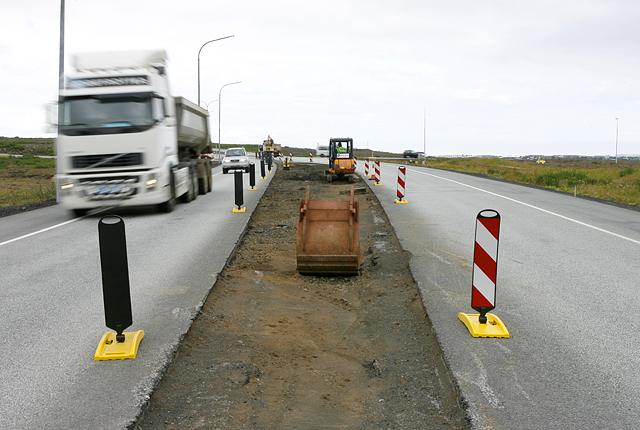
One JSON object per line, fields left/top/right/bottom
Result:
{"left": 418, "top": 157, "right": 640, "bottom": 207}
{"left": 0, "top": 139, "right": 57, "bottom": 209}
{"left": 0, "top": 182, "right": 57, "bottom": 208}
{"left": 0, "top": 139, "right": 55, "bottom": 156}
{"left": 0, "top": 155, "right": 56, "bottom": 169}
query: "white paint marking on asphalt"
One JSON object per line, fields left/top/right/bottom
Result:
{"left": 410, "top": 168, "right": 640, "bottom": 246}
{"left": 0, "top": 204, "right": 115, "bottom": 247}
{"left": 0, "top": 217, "right": 83, "bottom": 247}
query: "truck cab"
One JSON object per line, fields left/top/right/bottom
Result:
{"left": 56, "top": 50, "right": 211, "bottom": 216}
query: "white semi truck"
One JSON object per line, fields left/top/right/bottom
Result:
{"left": 56, "top": 50, "right": 213, "bottom": 216}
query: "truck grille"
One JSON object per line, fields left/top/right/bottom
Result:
{"left": 78, "top": 176, "right": 139, "bottom": 199}
{"left": 72, "top": 153, "right": 143, "bottom": 169}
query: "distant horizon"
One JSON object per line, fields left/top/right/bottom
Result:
{"left": 2, "top": 135, "right": 637, "bottom": 160}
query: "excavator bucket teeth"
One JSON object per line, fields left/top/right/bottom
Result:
{"left": 297, "top": 186, "right": 360, "bottom": 276}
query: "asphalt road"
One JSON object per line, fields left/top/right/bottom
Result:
{"left": 0, "top": 159, "right": 273, "bottom": 429}
{"left": 4, "top": 155, "right": 639, "bottom": 429}
{"left": 361, "top": 161, "right": 640, "bottom": 429}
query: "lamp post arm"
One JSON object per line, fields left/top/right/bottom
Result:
{"left": 197, "top": 35, "right": 234, "bottom": 106}
{"left": 218, "top": 81, "right": 242, "bottom": 159}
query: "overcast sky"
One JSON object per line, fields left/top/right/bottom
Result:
{"left": 2, "top": 0, "right": 639, "bottom": 156}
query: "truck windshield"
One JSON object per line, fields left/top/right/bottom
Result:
{"left": 59, "top": 93, "right": 155, "bottom": 136}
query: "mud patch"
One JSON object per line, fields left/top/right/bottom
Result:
{"left": 133, "top": 161, "right": 469, "bottom": 429}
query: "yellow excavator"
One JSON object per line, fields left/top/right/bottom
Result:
{"left": 326, "top": 137, "right": 357, "bottom": 182}
{"left": 262, "top": 135, "right": 281, "bottom": 156}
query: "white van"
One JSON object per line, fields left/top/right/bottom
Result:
{"left": 316, "top": 144, "right": 329, "bottom": 157}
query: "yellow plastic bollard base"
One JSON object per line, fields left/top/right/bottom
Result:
{"left": 458, "top": 313, "right": 510, "bottom": 338}
{"left": 260, "top": 177, "right": 267, "bottom": 181}
{"left": 374, "top": 182, "right": 383, "bottom": 186}
{"left": 248, "top": 187, "right": 257, "bottom": 191}
{"left": 233, "top": 206, "right": 246, "bottom": 213}
{"left": 94, "top": 330, "right": 144, "bottom": 361}
{"left": 394, "top": 198, "right": 408, "bottom": 204}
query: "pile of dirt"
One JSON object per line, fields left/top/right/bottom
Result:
{"left": 133, "top": 161, "right": 469, "bottom": 429}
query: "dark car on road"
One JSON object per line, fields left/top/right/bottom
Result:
{"left": 403, "top": 150, "right": 419, "bottom": 158}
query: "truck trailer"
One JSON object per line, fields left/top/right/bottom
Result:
{"left": 56, "top": 50, "right": 212, "bottom": 216}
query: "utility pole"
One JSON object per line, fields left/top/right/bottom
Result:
{"left": 423, "top": 107, "right": 427, "bottom": 157}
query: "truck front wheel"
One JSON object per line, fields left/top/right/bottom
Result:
{"left": 159, "top": 171, "right": 176, "bottom": 213}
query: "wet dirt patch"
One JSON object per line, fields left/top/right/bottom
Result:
{"left": 133, "top": 161, "right": 470, "bottom": 429}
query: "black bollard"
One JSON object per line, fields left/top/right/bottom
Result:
{"left": 266, "top": 151, "right": 273, "bottom": 172}
{"left": 249, "top": 162, "right": 256, "bottom": 190}
{"left": 233, "top": 170, "right": 245, "bottom": 212}
{"left": 260, "top": 157, "right": 266, "bottom": 180}
{"left": 98, "top": 215, "right": 132, "bottom": 343}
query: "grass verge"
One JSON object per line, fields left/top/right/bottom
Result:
{"left": 413, "top": 157, "right": 640, "bottom": 208}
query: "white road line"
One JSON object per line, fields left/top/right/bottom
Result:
{"left": 0, "top": 217, "right": 82, "bottom": 247}
{"left": 410, "top": 168, "right": 640, "bottom": 246}
{"left": 0, "top": 205, "right": 116, "bottom": 247}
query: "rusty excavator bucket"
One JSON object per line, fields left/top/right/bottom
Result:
{"left": 297, "top": 186, "right": 360, "bottom": 276}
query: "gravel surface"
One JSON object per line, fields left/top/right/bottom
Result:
{"left": 0, "top": 199, "right": 56, "bottom": 218}
{"left": 132, "top": 161, "right": 470, "bottom": 429}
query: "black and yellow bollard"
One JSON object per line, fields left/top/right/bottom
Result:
{"left": 266, "top": 151, "right": 273, "bottom": 173}
{"left": 248, "top": 163, "right": 257, "bottom": 191}
{"left": 95, "top": 215, "right": 144, "bottom": 360}
{"left": 260, "top": 157, "right": 267, "bottom": 181}
{"left": 233, "top": 170, "right": 246, "bottom": 213}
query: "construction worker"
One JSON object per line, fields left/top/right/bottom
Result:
{"left": 336, "top": 142, "right": 347, "bottom": 153}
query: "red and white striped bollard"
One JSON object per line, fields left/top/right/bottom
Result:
{"left": 458, "top": 209, "right": 509, "bottom": 338}
{"left": 394, "top": 166, "right": 408, "bottom": 204}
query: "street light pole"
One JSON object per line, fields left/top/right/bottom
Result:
{"left": 218, "top": 81, "right": 242, "bottom": 159}
{"left": 57, "top": 0, "right": 65, "bottom": 202}
{"left": 197, "top": 35, "right": 234, "bottom": 106}
{"left": 615, "top": 117, "right": 619, "bottom": 164}
{"left": 423, "top": 107, "right": 427, "bottom": 157}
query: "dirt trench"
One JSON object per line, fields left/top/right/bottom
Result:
{"left": 133, "top": 161, "right": 470, "bottom": 429}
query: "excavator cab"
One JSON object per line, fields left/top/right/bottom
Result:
{"left": 326, "top": 137, "right": 356, "bottom": 182}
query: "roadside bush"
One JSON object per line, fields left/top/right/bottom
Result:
{"left": 619, "top": 167, "right": 636, "bottom": 177}
{"left": 0, "top": 142, "right": 25, "bottom": 152}
{"left": 14, "top": 155, "right": 55, "bottom": 169}
{"left": 534, "top": 170, "right": 597, "bottom": 188}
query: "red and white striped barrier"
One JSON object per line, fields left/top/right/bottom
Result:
{"left": 472, "top": 210, "right": 500, "bottom": 319}
{"left": 309, "top": 152, "right": 313, "bottom": 162}
{"left": 458, "top": 209, "right": 509, "bottom": 338}
{"left": 394, "top": 166, "right": 408, "bottom": 204}
{"left": 289, "top": 152, "right": 293, "bottom": 158}
{"left": 364, "top": 158, "right": 370, "bottom": 177}
{"left": 374, "top": 161, "right": 382, "bottom": 186}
